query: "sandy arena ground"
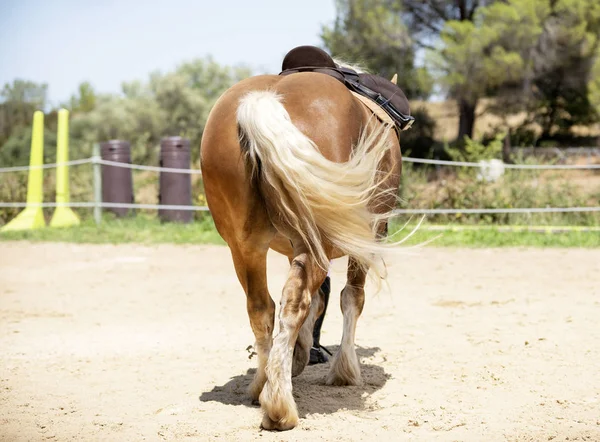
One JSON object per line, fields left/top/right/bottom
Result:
{"left": 1, "top": 242, "right": 599, "bottom": 441}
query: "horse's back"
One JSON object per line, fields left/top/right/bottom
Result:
{"left": 201, "top": 73, "right": 364, "bottom": 165}
{"left": 270, "top": 73, "right": 366, "bottom": 162}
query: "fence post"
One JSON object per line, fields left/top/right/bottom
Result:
{"left": 50, "top": 109, "right": 80, "bottom": 228}
{"left": 159, "top": 136, "right": 192, "bottom": 223}
{"left": 1, "top": 111, "right": 46, "bottom": 232}
{"left": 93, "top": 143, "right": 102, "bottom": 226}
{"left": 100, "top": 140, "right": 134, "bottom": 218}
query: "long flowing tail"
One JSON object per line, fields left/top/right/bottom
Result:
{"left": 237, "top": 90, "right": 397, "bottom": 279}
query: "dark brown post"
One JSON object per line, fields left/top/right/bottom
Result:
{"left": 100, "top": 140, "right": 134, "bottom": 217}
{"left": 159, "top": 136, "right": 192, "bottom": 223}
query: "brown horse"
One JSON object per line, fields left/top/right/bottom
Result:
{"left": 200, "top": 66, "right": 403, "bottom": 430}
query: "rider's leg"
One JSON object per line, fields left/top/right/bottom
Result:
{"left": 310, "top": 262, "right": 332, "bottom": 364}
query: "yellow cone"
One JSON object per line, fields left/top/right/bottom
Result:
{"left": 50, "top": 109, "right": 80, "bottom": 227}
{"left": 1, "top": 111, "right": 46, "bottom": 232}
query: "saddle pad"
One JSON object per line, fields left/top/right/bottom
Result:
{"left": 351, "top": 91, "right": 395, "bottom": 127}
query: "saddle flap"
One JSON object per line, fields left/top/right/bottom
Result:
{"left": 358, "top": 74, "right": 411, "bottom": 117}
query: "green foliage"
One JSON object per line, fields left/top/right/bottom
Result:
{"left": 432, "top": 20, "right": 524, "bottom": 106}
{"left": 589, "top": 48, "right": 600, "bottom": 115}
{"left": 445, "top": 134, "right": 504, "bottom": 164}
{"left": 396, "top": 133, "right": 598, "bottom": 228}
{"left": 428, "top": 0, "right": 600, "bottom": 141}
{"left": 428, "top": 0, "right": 546, "bottom": 139}
{"left": 0, "top": 79, "right": 47, "bottom": 106}
{"left": 399, "top": 106, "right": 437, "bottom": 158}
{"left": 524, "top": 0, "right": 600, "bottom": 138}
{"left": 68, "top": 57, "right": 251, "bottom": 164}
{"left": 398, "top": 160, "right": 599, "bottom": 227}
{"left": 68, "top": 82, "right": 97, "bottom": 113}
{"left": 0, "top": 126, "right": 58, "bottom": 166}
{"left": 388, "top": 223, "right": 600, "bottom": 248}
{"left": 0, "top": 79, "right": 48, "bottom": 150}
{"left": 321, "top": 0, "right": 433, "bottom": 98}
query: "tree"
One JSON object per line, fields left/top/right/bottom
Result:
{"left": 0, "top": 80, "right": 48, "bottom": 142}
{"left": 590, "top": 48, "right": 600, "bottom": 116}
{"left": 400, "top": 0, "right": 495, "bottom": 47}
{"left": 525, "top": 0, "right": 600, "bottom": 139}
{"left": 68, "top": 82, "right": 97, "bottom": 113}
{"left": 430, "top": 0, "right": 545, "bottom": 141}
{"left": 322, "top": 1, "right": 498, "bottom": 139}
{"left": 321, "top": 0, "right": 433, "bottom": 99}
{"left": 402, "top": 1, "right": 496, "bottom": 141}
{"left": 0, "top": 80, "right": 49, "bottom": 162}
{"left": 69, "top": 57, "right": 251, "bottom": 163}
{"left": 432, "top": 0, "right": 600, "bottom": 142}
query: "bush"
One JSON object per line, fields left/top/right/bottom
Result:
{"left": 397, "top": 135, "right": 599, "bottom": 226}
{"left": 400, "top": 107, "right": 437, "bottom": 159}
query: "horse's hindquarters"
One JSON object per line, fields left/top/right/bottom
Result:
{"left": 201, "top": 72, "right": 402, "bottom": 431}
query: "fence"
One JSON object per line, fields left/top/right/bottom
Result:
{"left": 1, "top": 153, "right": 599, "bottom": 227}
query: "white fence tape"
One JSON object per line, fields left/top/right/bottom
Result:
{"left": 1, "top": 202, "right": 598, "bottom": 215}
{"left": 0, "top": 158, "right": 93, "bottom": 172}
{"left": 95, "top": 158, "right": 204, "bottom": 174}
{"left": 393, "top": 207, "right": 600, "bottom": 215}
{"left": 401, "top": 157, "right": 600, "bottom": 169}
{"left": 1, "top": 155, "right": 599, "bottom": 174}
{"left": 0, "top": 202, "right": 210, "bottom": 211}
{"left": 1, "top": 155, "right": 598, "bottom": 217}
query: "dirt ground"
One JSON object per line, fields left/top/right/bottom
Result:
{"left": 1, "top": 242, "right": 599, "bottom": 441}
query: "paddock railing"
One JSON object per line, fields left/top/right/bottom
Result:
{"left": 1, "top": 154, "right": 599, "bottom": 224}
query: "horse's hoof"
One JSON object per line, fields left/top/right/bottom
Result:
{"left": 291, "top": 341, "right": 310, "bottom": 377}
{"left": 325, "top": 372, "right": 363, "bottom": 386}
{"left": 261, "top": 412, "right": 298, "bottom": 431}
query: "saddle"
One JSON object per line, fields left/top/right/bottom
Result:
{"left": 279, "top": 46, "right": 415, "bottom": 131}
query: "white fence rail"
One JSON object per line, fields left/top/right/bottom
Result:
{"left": 1, "top": 155, "right": 599, "bottom": 223}
{"left": 1, "top": 155, "right": 600, "bottom": 174}
{"left": 401, "top": 157, "right": 600, "bottom": 169}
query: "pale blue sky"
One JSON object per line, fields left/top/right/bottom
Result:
{"left": 0, "top": 0, "right": 337, "bottom": 105}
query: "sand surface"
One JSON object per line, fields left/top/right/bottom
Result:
{"left": 1, "top": 242, "right": 599, "bottom": 441}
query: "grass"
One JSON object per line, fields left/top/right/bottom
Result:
{"left": 1, "top": 214, "right": 598, "bottom": 248}
{"left": 390, "top": 223, "right": 600, "bottom": 248}
{"left": 0, "top": 214, "right": 225, "bottom": 245}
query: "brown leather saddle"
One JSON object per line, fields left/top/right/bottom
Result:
{"left": 279, "top": 45, "right": 415, "bottom": 131}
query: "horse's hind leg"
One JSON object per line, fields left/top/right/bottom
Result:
{"left": 326, "top": 256, "right": 366, "bottom": 386}
{"left": 291, "top": 279, "right": 324, "bottom": 377}
{"left": 260, "top": 244, "right": 327, "bottom": 430}
{"left": 229, "top": 239, "right": 275, "bottom": 402}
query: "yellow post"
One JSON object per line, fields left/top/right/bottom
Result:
{"left": 50, "top": 109, "right": 80, "bottom": 227}
{"left": 1, "top": 111, "right": 46, "bottom": 231}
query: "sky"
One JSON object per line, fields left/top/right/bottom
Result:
{"left": 0, "top": 0, "right": 337, "bottom": 106}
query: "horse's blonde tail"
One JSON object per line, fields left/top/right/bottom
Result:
{"left": 237, "top": 90, "right": 397, "bottom": 280}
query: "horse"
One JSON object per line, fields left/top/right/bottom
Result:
{"left": 200, "top": 62, "right": 403, "bottom": 430}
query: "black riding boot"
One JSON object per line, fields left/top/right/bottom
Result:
{"left": 309, "top": 276, "right": 331, "bottom": 365}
